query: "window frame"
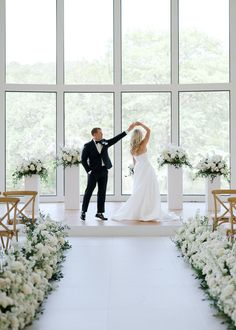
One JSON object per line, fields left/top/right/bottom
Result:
{"left": 0, "top": 0, "right": 235, "bottom": 202}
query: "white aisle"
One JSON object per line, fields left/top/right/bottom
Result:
{"left": 27, "top": 237, "right": 226, "bottom": 330}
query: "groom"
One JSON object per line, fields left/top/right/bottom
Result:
{"left": 81, "top": 123, "right": 135, "bottom": 221}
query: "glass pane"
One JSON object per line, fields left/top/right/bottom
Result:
{"left": 65, "top": 93, "right": 114, "bottom": 194}
{"left": 122, "top": 0, "right": 170, "bottom": 84}
{"left": 65, "top": 0, "right": 113, "bottom": 84}
{"left": 122, "top": 93, "right": 171, "bottom": 194}
{"left": 179, "top": 91, "right": 229, "bottom": 194}
{"left": 6, "top": 0, "right": 56, "bottom": 84}
{"left": 6, "top": 93, "right": 56, "bottom": 195}
{"left": 179, "top": 0, "right": 229, "bottom": 83}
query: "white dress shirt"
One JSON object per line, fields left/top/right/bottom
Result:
{"left": 93, "top": 139, "right": 105, "bottom": 166}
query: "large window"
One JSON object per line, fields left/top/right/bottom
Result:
{"left": 179, "top": 0, "right": 229, "bottom": 84}
{"left": 6, "top": 92, "right": 56, "bottom": 195}
{"left": 122, "top": 0, "right": 170, "bottom": 84}
{"left": 65, "top": 93, "right": 114, "bottom": 194}
{"left": 122, "top": 93, "right": 171, "bottom": 194}
{"left": 64, "top": 0, "right": 113, "bottom": 84}
{"left": 6, "top": 0, "right": 56, "bottom": 84}
{"left": 0, "top": 0, "right": 234, "bottom": 200}
{"left": 179, "top": 91, "right": 230, "bottom": 194}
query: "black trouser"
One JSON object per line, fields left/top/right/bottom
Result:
{"left": 82, "top": 167, "right": 108, "bottom": 213}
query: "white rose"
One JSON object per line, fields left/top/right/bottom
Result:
{"left": 221, "top": 285, "right": 235, "bottom": 300}
{"left": 0, "top": 292, "right": 14, "bottom": 308}
{"left": 37, "top": 224, "right": 47, "bottom": 231}
{"left": 66, "top": 156, "right": 72, "bottom": 162}
{"left": 22, "top": 283, "right": 32, "bottom": 295}
{"left": 30, "top": 164, "right": 35, "bottom": 171}
{"left": 36, "top": 165, "right": 42, "bottom": 172}
{"left": 10, "top": 261, "right": 25, "bottom": 272}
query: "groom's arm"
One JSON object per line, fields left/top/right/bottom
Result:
{"left": 106, "top": 123, "right": 135, "bottom": 147}
{"left": 81, "top": 144, "right": 91, "bottom": 173}
{"left": 106, "top": 131, "right": 127, "bottom": 148}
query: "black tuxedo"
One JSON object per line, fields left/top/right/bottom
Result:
{"left": 81, "top": 131, "right": 127, "bottom": 213}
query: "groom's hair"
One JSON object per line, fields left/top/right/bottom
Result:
{"left": 91, "top": 127, "right": 101, "bottom": 136}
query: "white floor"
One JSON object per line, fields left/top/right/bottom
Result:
{"left": 27, "top": 237, "right": 226, "bottom": 330}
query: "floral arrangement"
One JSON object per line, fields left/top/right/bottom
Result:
{"left": 12, "top": 159, "right": 48, "bottom": 185}
{"left": 175, "top": 213, "right": 236, "bottom": 328}
{"left": 0, "top": 214, "right": 71, "bottom": 330}
{"left": 158, "top": 145, "right": 192, "bottom": 169}
{"left": 195, "top": 154, "right": 230, "bottom": 182}
{"left": 56, "top": 146, "right": 81, "bottom": 168}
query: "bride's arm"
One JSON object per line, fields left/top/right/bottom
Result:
{"left": 136, "top": 122, "right": 151, "bottom": 145}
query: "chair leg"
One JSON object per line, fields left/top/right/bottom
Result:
{"left": 1, "top": 236, "right": 5, "bottom": 249}
{"left": 6, "top": 236, "right": 10, "bottom": 250}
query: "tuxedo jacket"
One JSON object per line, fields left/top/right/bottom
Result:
{"left": 81, "top": 131, "right": 127, "bottom": 173}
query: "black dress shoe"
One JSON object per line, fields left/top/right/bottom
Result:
{"left": 95, "top": 213, "right": 108, "bottom": 221}
{"left": 80, "top": 212, "right": 86, "bottom": 221}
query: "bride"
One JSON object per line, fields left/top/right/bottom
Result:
{"left": 112, "top": 122, "right": 171, "bottom": 222}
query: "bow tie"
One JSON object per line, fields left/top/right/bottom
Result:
{"left": 95, "top": 140, "right": 102, "bottom": 144}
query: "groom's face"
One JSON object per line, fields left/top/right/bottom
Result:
{"left": 93, "top": 129, "right": 103, "bottom": 141}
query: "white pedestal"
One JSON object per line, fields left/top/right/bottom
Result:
{"left": 24, "top": 175, "right": 39, "bottom": 217}
{"left": 65, "top": 166, "right": 80, "bottom": 209}
{"left": 205, "top": 176, "right": 221, "bottom": 211}
{"left": 167, "top": 165, "right": 183, "bottom": 210}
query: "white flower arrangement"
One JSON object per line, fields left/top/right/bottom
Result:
{"left": 158, "top": 145, "right": 192, "bottom": 169}
{"left": 56, "top": 146, "right": 81, "bottom": 168}
{"left": 12, "top": 159, "right": 48, "bottom": 185}
{"left": 0, "top": 214, "right": 71, "bottom": 330}
{"left": 175, "top": 213, "right": 236, "bottom": 328}
{"left": 195, "top": 154, "right": 230, "bottom": 182}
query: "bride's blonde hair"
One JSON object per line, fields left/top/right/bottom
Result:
{"left": 130, "top": 129, "right": 143, "bottom": 154}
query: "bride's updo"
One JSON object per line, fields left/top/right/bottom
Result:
{"left": 130, "top": 129, "right": 143, "bottom": 154}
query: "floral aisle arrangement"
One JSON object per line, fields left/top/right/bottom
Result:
{"left": 56, "top": 146, "right": 81, "bottom": 168}
{"left": 0, "top": 214, "right": 71, "bottom": 330}
{"left": 195, "top": 154, "right": 230, "bottom": 182}
{"left": 12, "top": 159, "right": 48, "bottom": 185}
{"left": 157, "top": 145, "right": 192, "bottom": 169}
{"left": 175, "top": 213, "right": 236, "bottom": 329}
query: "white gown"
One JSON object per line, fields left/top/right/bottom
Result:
{"left": 112, "top": 152, "right": 171, "bottom": 221}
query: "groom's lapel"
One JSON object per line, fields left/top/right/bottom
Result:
{"left": 90, "top": 140, "right": 100, "bottom": 155}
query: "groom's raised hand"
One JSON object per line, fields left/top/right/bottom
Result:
{"left": 127, "top": 122, "right": 136, "bottom": 132}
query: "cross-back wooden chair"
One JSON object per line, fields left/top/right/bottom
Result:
{"left": 3, "top": 191, "right": 38, "bottom": 224}
{"left": 212, "top": 190, "right": 236, "bottom": 231}
{"left": 0, "top": 197, "right": 20, "bottom": 250}
{"left": 227, "top": 197, "right": 236, "bottom": 242}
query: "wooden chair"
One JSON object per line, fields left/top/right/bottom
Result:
{"left": 3, "top": 191, "right": 38, "bottom": 223}
{"left": 212, "top": 190, "right": 236, "bottom": 231}
{"left": 227, "top": 197, "right": 236, "bottom": 242}
{"left": 0, "top": 197, "right": 20, "bottom": 250}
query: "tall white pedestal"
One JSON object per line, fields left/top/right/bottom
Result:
{"left": 24, "top": 175, "right": 39, "bottom": 217}
{"left": 167, "top": 165, "right": 183, "bottom": 210}
{"left": 65, "top": 166, "right": 80, "bottom": 209}
{"left": 205, "top": 176, "right": 221, "bottom": 211}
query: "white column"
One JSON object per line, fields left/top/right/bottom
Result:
{"left": 230, "top": 0, "right": 236, "bottom": 188}
{"left": 65, "top": 166, "right": 80, "bottom": 209}
{"left": 167, "top": 165, "right": 183, "bottom": 210}
{"left": 0, "top": 0, "right": 5, "bottom": 193}
{"left": 24, "top": 175, "right": 39, "bottom": 216}
{"left": 205, "top": 176, "right": 221, "bottom": 212}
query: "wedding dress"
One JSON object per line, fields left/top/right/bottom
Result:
{"left": 112, "top": 152, "right": 175, "bottom": 221}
